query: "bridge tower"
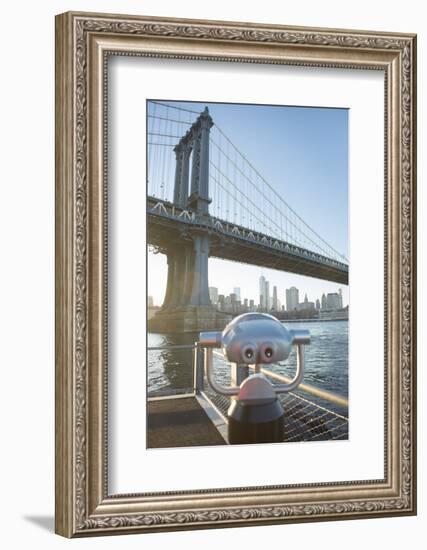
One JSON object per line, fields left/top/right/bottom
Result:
{"left": 149, "top": 108, "right": 231, "bottom": 333}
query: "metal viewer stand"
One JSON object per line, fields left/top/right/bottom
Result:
{"left": 198, "top": 312, "right": 310, "bottom": 444}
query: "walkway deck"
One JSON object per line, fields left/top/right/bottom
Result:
{"left": 147, "top": 389, "right": 348, "bottom": 449}
{"left": 147, "top": 396, "right": 226, "bottom": 448}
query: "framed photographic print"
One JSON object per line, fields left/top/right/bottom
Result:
{"left": 55, "top": 11, "right": 417, "bottom": 537}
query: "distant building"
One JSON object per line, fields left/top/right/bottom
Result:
{"left": 147, "top": 296, "right": 160, "bottom": 320}
{"left": 249, "top": 299, "right": 255, "bottom": 308}
{"left": 272, "top": 286, "right": 278, "bottom": 310}
{"left": 321, "top": 293, "right": 327, "bottom": 310}
{"left": 259, "top": 276, "right": 267, "bottom": 310}
{"left": 338, "top": 288, "right": 343, "bottom": 309}
{"left": 326, "top": 292, "right": 341, "bottom": 310}
{"left": 233, "top": 287, "right": 241, "bottom": 301}
{"left": 297, "top": 301, "right": 315, "bottom": 311}
{"left": 316, "top": 298, "right": 321, "bottom": 310}
{"left": 265, "top": 281, "right": 270, "bottom": 310}
{"left": 220, "top": 294, "right": 240, "bottom": 314}
{"left": 209, "top": 286, "right": 219, "bottom": 304}
{"left": 297, "top": 293, "right": 315, "bottom": 311}
{"left": 243, "top": 298, "right": 248, "bottom": 309}
{"left": 319, "top": 307, "right": 349, "bottom": 320}
{"left": 286, "top": 286, "right": 299, "bottom": 311}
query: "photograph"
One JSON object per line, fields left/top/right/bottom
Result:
{"left": 146, "top": 99, "right": 350, "bottom": 448}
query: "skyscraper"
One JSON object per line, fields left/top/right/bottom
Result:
{"left": 321, "top": 293, "right": 327, "bottom": 310}
{"left": 326, "top": 292, "right": 341, "bottom": 310}
{"left": 286, "top": 286, "right": 299, "bottom": 311}
{"left": 259, "top": 275, "right": 271, "bottom": 310}
{"left": 265, "top": 280, "right": 270, "bottom": 310}
{"left": 233, "top": 287, "right": 241, "bottom": 301}
{"left": 209, "top": 286, "right": 219, "bottom": 304}
{"left": 272, "top": 286, "right": 278, "bottom": 310}
{"left": 259, "top": 276, "right": 267, "bottom": 309}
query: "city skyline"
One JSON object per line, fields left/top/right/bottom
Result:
{"left": 207, "top": 280, "right": 344, "bottom": 313}
{"left": 148, "top": 255, "right": 349, "bottom": 308}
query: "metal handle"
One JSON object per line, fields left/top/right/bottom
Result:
{"left": 271, "top": 344, "right": 305, "bottom": 393}
{"left": 200, "top": 321, "right": 309, "bottom": 396}
{"left": 205, "top": 344, "right": 305, "bottom": 396}
{"left": 205, "top": 348, "right": 240, "bottom": 396}
{"left": 290, "top": 329, "right": 310, "bottom": 346}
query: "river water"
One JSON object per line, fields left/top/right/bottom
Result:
{"left": 147, "top": 320, "right": 348, "bottom": 413}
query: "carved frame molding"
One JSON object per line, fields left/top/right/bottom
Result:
{"left": 55, "top": 12, "right": 416, "bottom": 537}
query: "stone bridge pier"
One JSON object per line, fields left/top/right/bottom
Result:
{"left": 148, "top": 107, "right": 231, "bottom": 333}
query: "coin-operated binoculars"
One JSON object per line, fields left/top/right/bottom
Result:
{"left": 199, "top": 313, "right": 310, "bottom": 444}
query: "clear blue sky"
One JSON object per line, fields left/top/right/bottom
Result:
{"left": 147, "top": 100, "right": 348, "bottom": 307}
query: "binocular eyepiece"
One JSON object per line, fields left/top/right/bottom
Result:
{"left": 200, "top": 312, "right": 310, "bottom": 365}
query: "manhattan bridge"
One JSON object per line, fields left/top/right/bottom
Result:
{"left": 147, "top": 101, "right": 348, "bottom": 332}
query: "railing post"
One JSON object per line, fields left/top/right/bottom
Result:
{"left": 193, "top": 345, "right": 204, "bottom": 393}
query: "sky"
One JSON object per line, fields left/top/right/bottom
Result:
{"left": 147, "top": 100, "right": 349, "bottom": 308}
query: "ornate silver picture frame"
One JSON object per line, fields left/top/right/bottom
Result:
{"left": 55, "top": 11, "right": 417, "bottom": 537}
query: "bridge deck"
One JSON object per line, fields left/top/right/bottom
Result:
{"left": 147, "top": 197, "right": 349, "bottom": 285}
